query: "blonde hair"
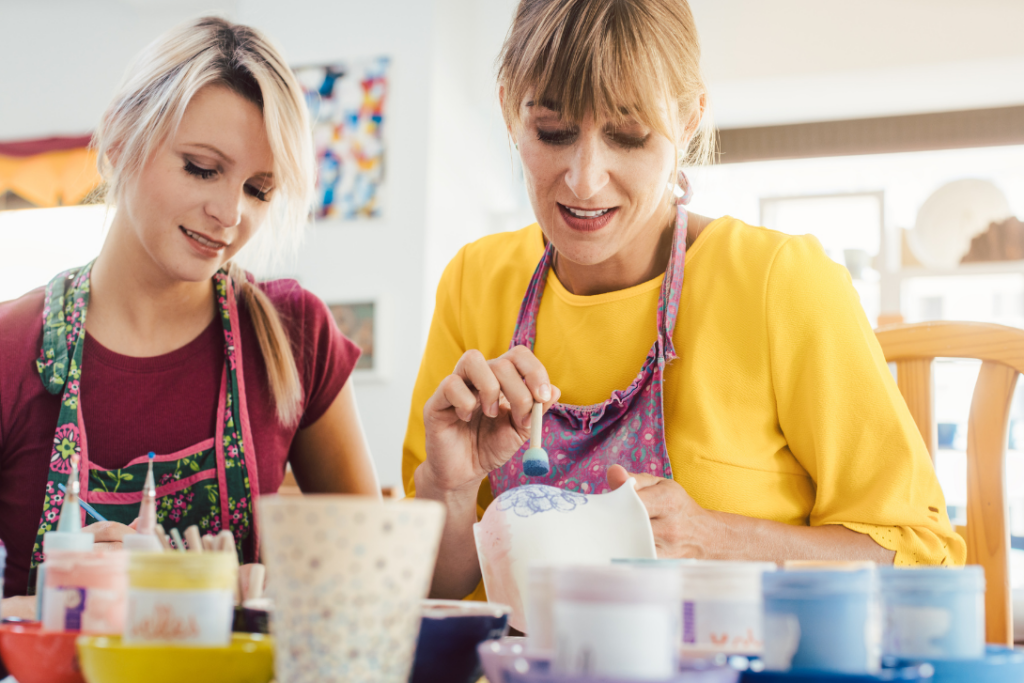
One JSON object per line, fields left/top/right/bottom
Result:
{"left": 498, "top": 0, "right": 716, "bottom": 167}
{"left": 93, "top": 16, "right": 311, "bottom": 426}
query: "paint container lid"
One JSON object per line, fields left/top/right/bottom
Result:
{"left": 762, "top": 568, "right": 875, "bottom": 599}
{"left": 44, "top": 550, "right": 127, "bottom": 589}
{"left": 679, "top": 560, "right": 777, "bottom": 600}
{"left": 554, "top": 564, "right": 679, "bottom": 604}
{"left": 129, "top": 551, "right": 236, "bottom": 591}
{"left": 878, "top": 565, "right": 984, "bottom": 594}
{"left": 122, "top": 534, "right": 164, "bottom": 552}
{"left": 43, "top": 530, "right": 95, "bottom": 553}
{"left": 616, "top": 558, "right": 777, "bottom": 600}
{"left": 784, "top": 560, "right": 877, "bottom": 571}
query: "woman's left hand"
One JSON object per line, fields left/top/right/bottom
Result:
{"left": 607, "top": 464, "right": 711, "bottom": 558}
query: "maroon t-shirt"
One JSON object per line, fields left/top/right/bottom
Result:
{"left": 0, "top": 279, "right": 359, "bottom": 595}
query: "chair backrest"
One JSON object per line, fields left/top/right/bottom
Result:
{"left": 875, "top": 321, "right": 1024, "bottom": 646}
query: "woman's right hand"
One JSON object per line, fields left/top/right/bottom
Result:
{"left": 420, "top": 345, "right": 560, "bottom": 495}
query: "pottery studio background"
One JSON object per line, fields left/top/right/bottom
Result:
{"left": 2, "top": 0, "right": 1024, "bottom": 560}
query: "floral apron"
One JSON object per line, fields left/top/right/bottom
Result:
{"left": 489, "top": 173, "right": 692, "bottom": 497}
{"left": 29, "top": 263, "right": 260, "bottom": 591}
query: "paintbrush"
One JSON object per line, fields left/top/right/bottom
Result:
{"left": 523, "top": 402, "right": 550, "bottom": 476}
{"left": 184, "top": 525, "right": 203, "bottom": 553}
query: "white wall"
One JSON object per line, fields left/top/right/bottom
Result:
{"left": 0, "top": 0, "right": 238, "bottom": 139}
{"left": 691, "top": 0, "right": 1024, "bottom": 127}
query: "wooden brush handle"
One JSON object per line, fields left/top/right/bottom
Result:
{"left": 530, "top": 402, "right": 543, "bottom": 448}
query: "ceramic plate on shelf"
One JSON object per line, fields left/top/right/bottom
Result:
{"left": 473, "top": 478, "right": 656, "bottom": 632}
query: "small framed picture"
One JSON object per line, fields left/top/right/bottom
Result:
{"left": 328, "top": 301, "right": 376, "bottom": 372}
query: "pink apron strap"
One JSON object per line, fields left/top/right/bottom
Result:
{"left": 223, "top": 275, "right": 261, "bottom": 560}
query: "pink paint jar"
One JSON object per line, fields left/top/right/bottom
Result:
{"left": 41, "top": 550, "right": 128, "bottom": 634}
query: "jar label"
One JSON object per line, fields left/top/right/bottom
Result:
{"left": 682, "top": 599, "right": 763, "bottom": 653}
{"left": 125, "top": 588, "right": 233, "bottom": 645}
{"left": 42, "top": 586, "right": 85, "bottom": 631}
{"left": 42, "top": 585, "right": 123, "bottom": 633}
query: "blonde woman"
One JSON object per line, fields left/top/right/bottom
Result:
{"left": 404, "top": 0, "right": 964, "bottom": 600}
{"left": 0, "top": 17, "right": 379, "bottom": 614}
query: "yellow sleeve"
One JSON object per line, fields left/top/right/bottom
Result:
{"left": 766, "top": 236, "right": 966, "bottom": 566}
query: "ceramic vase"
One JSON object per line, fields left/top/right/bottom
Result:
{"left": 474, "top": 478, "right": 656, "bottom": 632}
{"left": 260, "top": 495, "right": 445, "bottom": 683}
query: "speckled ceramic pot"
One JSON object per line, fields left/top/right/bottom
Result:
{"left": 259, "top": 495, "right": 445, "bottom": 683}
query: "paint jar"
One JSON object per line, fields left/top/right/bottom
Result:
{"left": 615, "top": 558, "right": 776, "bottom": 655}
{"left": 762, "top": 568, "right": 880, "bottom": 674}
{"left": 552, "top": 565, "right": 680, "bottom": 680}
{"left": 879, "top": 566, "right": 985, "bottom": 660}
{"left": 680, "top": 560, "right": 777, "bottom": 655}
{"left": 35, "top": 530, "right": 95, "bottom": 622}
{"left": 124, "top": 552, "right": 236, "bottom": 646}
{"left": 41, "top": 549, "right": 127, "bottom": 634}
{"left": 524, "top": 565, "right": 555, "bottom": 654}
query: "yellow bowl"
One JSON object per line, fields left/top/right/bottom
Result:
{"left": 75, "top": 634, "right": 273, "bottom": 683}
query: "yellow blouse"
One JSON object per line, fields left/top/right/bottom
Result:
{"left": 403, "top": 217, "right": 965, "bottom": 575}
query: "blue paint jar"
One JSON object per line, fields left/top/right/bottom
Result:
{"left": 762, "top": 569, "right": 880, "bottom": 674}
{"left": 878, "top": 566, "right": 984, "bottom": 660}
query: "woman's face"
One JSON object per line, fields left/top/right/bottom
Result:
{"left": 116, "top": 84, "right": 275, "bottom": 283}
{"left": 515, "top": 95, "right": 678, "bottom": 268}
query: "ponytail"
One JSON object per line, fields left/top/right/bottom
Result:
{"left": 227, "top": 262, "right": 303, "bottom": 427}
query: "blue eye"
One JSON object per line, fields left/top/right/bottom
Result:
{"left": 184, "top": 161, "right": 216, "bottom": 179}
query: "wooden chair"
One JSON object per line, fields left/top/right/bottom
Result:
{"left": 875, "top": 321, "right": 1024, "bottom": 645}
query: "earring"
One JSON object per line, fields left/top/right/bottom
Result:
{"left": 668, "top": 169, "right": 692, "bottom": 206}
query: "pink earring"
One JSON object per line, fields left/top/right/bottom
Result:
{"left": 668, "top": 169, "right": 693, "bottom": 206}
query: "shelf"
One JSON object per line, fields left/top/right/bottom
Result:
{"left": 895, "top": 260, "right": 1024, "bottom": 280}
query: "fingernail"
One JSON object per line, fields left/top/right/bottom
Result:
{"left": 490, "top": 401, "right": 499, "bottom": 417}
{"left": 538, "top": 384, "right": 551, "bottom": 402}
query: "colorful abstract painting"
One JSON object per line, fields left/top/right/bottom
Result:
{"left": 294, "top": 57, "right": 388, "bottom": 220}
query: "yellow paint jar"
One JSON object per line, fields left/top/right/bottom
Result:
{"left": 124, "top": 552, "right": 236, "bottom": 646}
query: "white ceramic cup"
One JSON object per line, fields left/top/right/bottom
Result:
{"left": 260, "top": 495, "right": 445, "bottom": 683}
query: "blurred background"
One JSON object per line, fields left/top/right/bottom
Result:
{"left": 2, "top": 0, "right": 1024, "bottom": 553}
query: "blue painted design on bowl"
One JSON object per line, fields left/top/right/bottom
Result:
{"left": 495, "top": 485, "right": 587, "bottom": 518}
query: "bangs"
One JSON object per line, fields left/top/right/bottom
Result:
{"left": 498, "top": 0, "right": 714, "bottom": 164}
{"left": 502, "top": 1, "right": 676, "bottom": 137}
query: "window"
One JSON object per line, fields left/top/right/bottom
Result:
{"left": 0, "top": 205, "right": 110, "bottom": 303}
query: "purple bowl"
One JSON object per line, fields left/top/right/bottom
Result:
{"left": 232, "top": 598, "right": 272, "bottom": 634}
{"left": 410, "top": 600, "right": 511, "bottom": 683}
{"left": 478, "top": 637, "right": 740, "bottom": 683}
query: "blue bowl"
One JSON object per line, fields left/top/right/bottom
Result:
{"left": 885, "top": 645, "right": 1024, "bottom": 683}
{"left": 410, "top": 599, "right": 511, "bottom": 683}
{"left": 740, "top": 666, "right": 933, "bottom": 682}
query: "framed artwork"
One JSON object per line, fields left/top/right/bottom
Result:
{"left": 293, "top": 57, "right": 389, "bottom": 221}
{"left": 329, "top": 301, "right": 375, "bottom": 371}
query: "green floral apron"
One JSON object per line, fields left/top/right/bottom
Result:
{"left": 29, "top": 263, "right": 260, "bottom": 591}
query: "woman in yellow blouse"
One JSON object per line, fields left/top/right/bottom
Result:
{"left": 404, "top": 0, "right": 964, "bottom": 600}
